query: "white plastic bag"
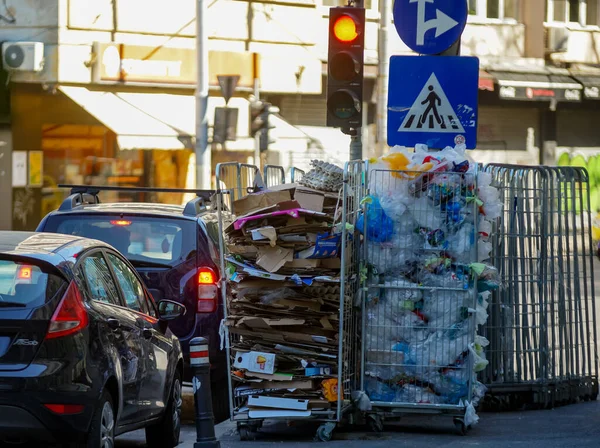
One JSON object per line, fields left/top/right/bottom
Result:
{"left": 478, "top": 239, "right": 493, "bottom": 261}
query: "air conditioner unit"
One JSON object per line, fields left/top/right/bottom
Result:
{"left": 1, "top": 42, "right": 44, "bottom": 72}
{"left": 545, "top": 27, "right": 570, "bottom": 53}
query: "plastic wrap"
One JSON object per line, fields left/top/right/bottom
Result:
{"left": 362, "top": 144, "right": 502, "bottom": 409}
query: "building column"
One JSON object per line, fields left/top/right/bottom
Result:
{"left": 521, "top": 0, "right": 546, "bottom": 60}
{"left": 539, "top": 101, "right": 557, "bottom": 165}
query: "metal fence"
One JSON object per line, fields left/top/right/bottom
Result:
{"left": 263, "top": 165, "right": 286, "bottom": 188}
{"left": 290, "top": 167, "right": 305, "bottom": 183}
{"left": 480, "top": 164, "right": 598, "bottom": 409}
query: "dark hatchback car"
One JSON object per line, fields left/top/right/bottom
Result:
{"left": 37, "top": 187, "right": 230, "bottom": 419}
{"left": 0, "top": 232, "right": 186, "bottom": 447}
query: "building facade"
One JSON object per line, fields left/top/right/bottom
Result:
{"left": 1, "top": 0, "right": 600, "bottom": 230}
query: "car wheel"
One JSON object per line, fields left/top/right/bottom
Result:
{"left": 79, "top": 390, "right": 115, "bottom": 448}
{"left": 145, "top": 371, "right": 182, "bottom": 448}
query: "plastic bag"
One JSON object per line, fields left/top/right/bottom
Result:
{"left": 478, "top": 219, "right": 493, "bottom": 239}
{"left": 357, "top": 197, "right": 395, "bottom": 242}
{"left": 447, "top": 223, "right": 475, "bottom": 262}
{"left": 476, "top": 291, "right": 490, "bottom": 326}
{"left": 409, "top": 196, "right": 443, "bottom": 229}
{"left": 464, "top": 401, "right": 479, "bottom": 426}
{"left": 478, "top": 239, "right": 493, "bottom": 262}
{"left": 351, "top": 391, "right": 373, "bottom": 411}
{"left": 365, "top": 377, "right": 396, "bottom": 402}
{"left": 422, "top": 290, "right": 469, "bottom": 330}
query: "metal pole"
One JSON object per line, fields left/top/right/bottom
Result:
{"left": 252, "top": 53, "right": 261, "bottom": 169}
{"left": 196, "top": 0, "right": 211, "bottom": 189}
{"left": 190, "top": 337, "right": 220, "bottom": 448}
{"left": 350, "top": 128, "right": 362, "bottom": 161}
{"left": 377, "top": 0, "right": 392, "bottom": 155}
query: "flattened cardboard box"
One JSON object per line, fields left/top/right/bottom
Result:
{"left": 232, "top": 190, "right": 291, "bottom": 216}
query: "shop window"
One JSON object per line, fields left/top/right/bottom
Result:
{"left": 469, "top": 0, "right": 519, "bottom": 20}
{"left": 547, "top": 0, "right": 598, "bottom": 25}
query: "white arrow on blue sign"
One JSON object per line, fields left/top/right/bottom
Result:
{"left": 387, "top": 55, "right": 479, "bottom": 149}
{"left": 394, "top": 0, "right": 468, "bottom": 55}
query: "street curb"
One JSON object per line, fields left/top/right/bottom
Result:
{"left": 182, "top": 386, "right": 195, "bottom": 423}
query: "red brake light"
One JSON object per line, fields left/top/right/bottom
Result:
{"left": 17, "top": 266, "right": 33, "bottom": 280}
{"left": 47, "top": 281, "right": 89, "bottom": 339}
{"left": 110, "top": 220, "right": 132, "bottom": 226}
{"left": 44, "top": 404, "right": 85, "bottom": 415}
{"left": 198, "top": 269, "right": 216, "bottom": 285}
{"left": 198, "top": 268, "right": 217, "bottom": 313}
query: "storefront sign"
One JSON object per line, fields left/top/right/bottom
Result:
{"left": 12, "top": 151, "right": 27, "bottom": 187}
{"left": 499, "top": 85, "right": 581, "bottom": 102}
{"left": 93, "top": 43, "right": 255, "bottom": 89}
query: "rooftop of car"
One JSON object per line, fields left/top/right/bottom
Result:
{"left": 0, "top": 231, "right": 86, "bottom": 253}
{"left": 55, "top": 202, "right": 198, "bottom": 219}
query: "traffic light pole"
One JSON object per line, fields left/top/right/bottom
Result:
{"left": 350, "top": 128, "right": 362, "bottom": 161}
{"left": 252, "top": 54, "right": 262, "bottom": 170}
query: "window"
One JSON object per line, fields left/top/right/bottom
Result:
{"left": 469, "top": 0, "right": 518, "bottom": 20}
{"left": 0, "top": 260, "right": 66, "bottom": 309}
{"left": 82, "top": 253, "right": 121, "bottom": 306}
{"left": 547, "top": 0, "right": 599, "bottom": 25}
{"left": 45, "top": 215, "right": 196, "bottom": 268}
{"left": 107, "top": 253, "right": 148, "bottom": 315}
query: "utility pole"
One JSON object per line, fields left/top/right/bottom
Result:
{"left": 196, "top": 0, "right": 211, "bottom": 189}
{"left": 377, "top": 0, "right": 392, "bottom": 156}
{"left": 252, "top": 53, "right": 261, "bottom": 169}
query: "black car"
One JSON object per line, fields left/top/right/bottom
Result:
{"left": 0, "top": 231, "right": 186, "bottom": 447}
{"left": 37, "top": 186, "right": 230, "bottom": 420}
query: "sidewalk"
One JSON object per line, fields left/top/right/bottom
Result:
{"left": 170, "top": 399, "right": 600, "bottom": 448}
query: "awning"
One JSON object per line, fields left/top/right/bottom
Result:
{"left": 58, "top": 86, "right": 188, "bottom": 150}
{"left": 479, "top": 70, "right": 495, "bottom": 92}
{"left": 569, "top": 72, "right": 600, "bottom": 100}
{"left": 488, "top": 71, "right": 583, "bottom": 102}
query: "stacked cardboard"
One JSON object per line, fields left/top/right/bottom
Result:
{"left": 224, "top": 183, "right": 345, "bottom": 418}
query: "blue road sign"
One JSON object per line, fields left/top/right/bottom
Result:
{"left": 387, "top": 55, "right": 479, "bottom": 149}
{"left": 394, "top": 0, "right": 468, "bottom": 55}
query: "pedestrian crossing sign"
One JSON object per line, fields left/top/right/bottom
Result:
{"left": 387, "top": 55, "right": 479, "bottom": 149}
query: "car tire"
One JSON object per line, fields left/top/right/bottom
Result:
{"left": 77, "top": 390, "right": 115, "bottom": 448}
{"left": 212, "top": 379, "right": 230, "bottom": 424}
{"left": 145, "top": 371, "right": 182, "bottom": 448}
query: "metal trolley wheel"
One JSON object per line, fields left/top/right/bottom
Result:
{"left": 453, "top": 417, "right": 468, "bottom": 436}
{"left": 367, "top": 414, "right": 384, "bottom": 433}
{"left": 237, "top": 421, "right": 262, "bottom": 441}
{"left": 315, "top": 422, "right": 336, "bottom": 442}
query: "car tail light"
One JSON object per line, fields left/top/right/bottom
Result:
{"left": 44, "top": 404, "right": 85, "bottom": 415}
{"left": 197, "top": 268, "right": 218, "bottom": 313}
{"left": 46, "top": 281, "right": 89, "bottom": 339}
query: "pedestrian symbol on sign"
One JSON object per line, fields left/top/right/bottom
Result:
{"left": 399, "top": 72, "right": 465, "bottom": 133}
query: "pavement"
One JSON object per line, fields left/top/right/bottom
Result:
{"left": 116, "top": 399, "right": 600, "bottom": 447}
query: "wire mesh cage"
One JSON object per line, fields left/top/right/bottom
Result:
{"left": 480, "top": 164, "right": 598, "bottom": 409}
{"left": 214, "top": 161, "right": 365, "bottom": 441}
{"left": 359, "top": 165, "right": 482, "bottom": 433}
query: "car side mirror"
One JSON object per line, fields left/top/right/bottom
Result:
{"left": 157, "top": 300, "right": 186, "bottom": 321}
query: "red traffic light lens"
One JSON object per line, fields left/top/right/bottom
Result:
{"left": 333, "top": 15, "right": 358, "bottom": 43}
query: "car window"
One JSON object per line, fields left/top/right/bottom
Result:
{"left": 81, "top": 253, "right": 121, "bottom": 306}
{"left": 107, "top": 252, "right": 149, "bottom": 314}
{"left": 0, "top": 259, "right": 66, "bottom": 309}
{"left": 44, "top": 215, "right": 197, "bottom": 267}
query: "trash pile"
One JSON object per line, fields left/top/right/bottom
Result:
{"left": 359, "top": 144, "right": 501, "bottom": 417}
{"left": 223, "top": 176, "right": 348, "bottom": 418}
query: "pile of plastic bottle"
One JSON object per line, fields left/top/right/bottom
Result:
{"left": 358, "top": 144, "right": 501, "bottom": 409}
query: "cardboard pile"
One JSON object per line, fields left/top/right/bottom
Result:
{"left": 224, "top": 183, "right": 345, "bottom": 418}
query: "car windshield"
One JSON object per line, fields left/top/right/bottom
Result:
{"left": 0, "top": 259, "right": 66, "bottom": 308}
{"left": 44, "top": 215, "right": 197, "bottom": 267}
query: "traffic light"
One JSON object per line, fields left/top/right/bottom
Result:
{"left": 326, "top": 6, "right": 365, "bottom": 132}
{"left": 249, "top": 100, "right": 278, "bottom": 151}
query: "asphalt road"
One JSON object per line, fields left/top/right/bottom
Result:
{"left": 117, "top": 398, "right": 600, "bottom": 448}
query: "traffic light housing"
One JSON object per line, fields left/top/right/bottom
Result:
{"left": 327, "top": 6, "right": 365, "bottom": 132}
{"left": 249, "top": 100, "right": 278, "bottom": 152}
